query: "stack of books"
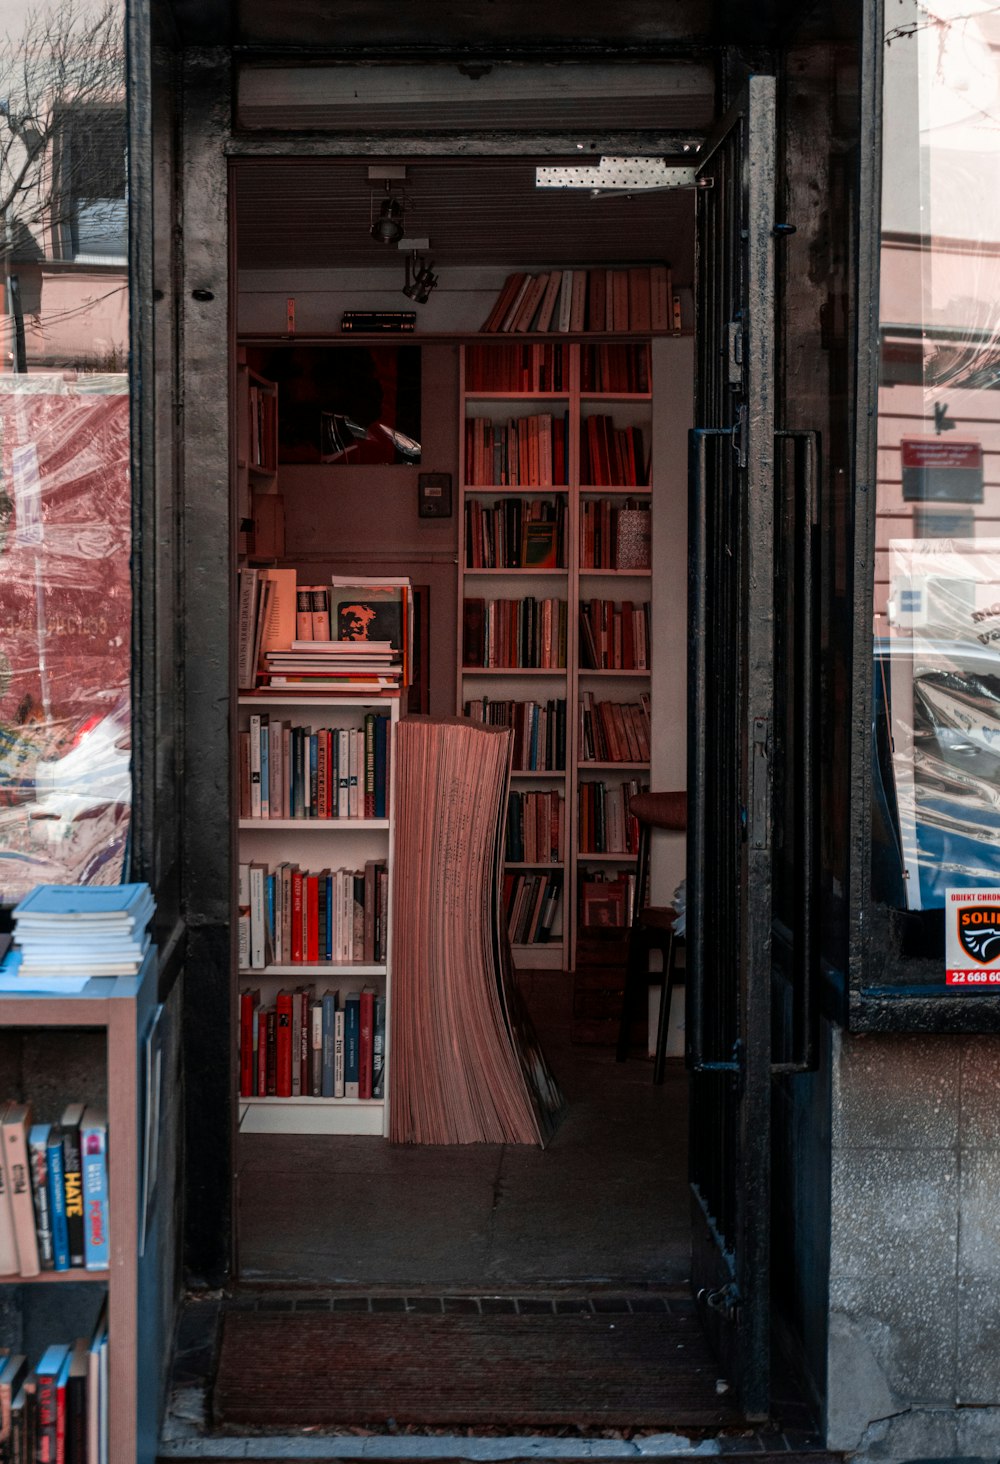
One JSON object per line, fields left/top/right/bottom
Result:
{"left": 263, "top": 639, "right": 400, "bottom": 691}
{"left": 7, "top": 884, "right": 154, "bottom": 985}
{"left": 239, "top": 569, "right": 414, "bottom": 692}
{"left": 389, "top": 717, "right": 564, "bottom": 1145}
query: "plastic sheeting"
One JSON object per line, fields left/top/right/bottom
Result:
{"left": 877, "top": 538, "right": 1000, "bottom": 909}
{"left": 0, "top": 375, "right": 131, "bottom": 903}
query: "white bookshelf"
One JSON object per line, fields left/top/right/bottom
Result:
{"left": 235, "top": 692, "right": 399, "bottom": 1137}
{"left": 457, "top": 341, "right": 654, "bottom": 968}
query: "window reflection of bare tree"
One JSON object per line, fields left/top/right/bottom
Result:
{"left": 0, "top": 0, "right": 126, "bottom": 370}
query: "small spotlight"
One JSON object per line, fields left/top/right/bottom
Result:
{"left": 370, "top": 192, "right": 404, "bottom": 245}
{"left": 402, "top": 251, "right": 438, "bottom": 304}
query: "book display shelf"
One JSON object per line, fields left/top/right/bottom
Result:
{"left": 235, "top": 693, "right": 399, "bottom": 1137}
{"left": 458, "top": 341, "right": 653, "bottom": 970}
{"left": 234, "top": 363, "right": 400, "bottom": 1139}
{"left": 0, "top": 954, "right": 163, "bottom": 1464}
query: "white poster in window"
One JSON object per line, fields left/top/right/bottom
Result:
{"left": 945, "top": 888, "right": 1000, "bottom": 987}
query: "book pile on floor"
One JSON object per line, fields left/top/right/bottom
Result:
{"left": 390, "top": 716, "right": 564, "bottom": 1145}
{"left": 1, "top": 884, "right": 154, "bottom": 993}
{"left": 238, "top": 568, "right": 413, "bottom": 693}
{"left": 0, "top": 1304, "right": 109, "bottom": 1464}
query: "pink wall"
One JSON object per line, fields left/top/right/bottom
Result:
{"left": 278, "top": 343, "right": 460, "bottom": 716}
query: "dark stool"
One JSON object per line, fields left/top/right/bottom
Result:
{"left": 615, "top": 790, "right": 686, "bottom": 1084}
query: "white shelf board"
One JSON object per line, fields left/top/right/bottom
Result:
{"left": 239, "top": 818, "right": 389, "bottom": 831}
{"left": 239, "top": 1097, "right": 386, "bottom": 1136}
{"left": 239, "top": 964, "right": 386, "bottom": 978}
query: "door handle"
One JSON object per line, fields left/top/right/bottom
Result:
{"left": 773, "top": 429, "right": 820, "bottom": 1074}
{"left": 687, "top": 427, "right": 740, "bottom": 1074}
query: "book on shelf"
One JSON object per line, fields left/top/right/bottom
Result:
{"left": 0, "top": 1101, "right": 110, "bottom": 1280}
{"left": 464, "top": 341, "right": 568, "bottom": 394}
{"left": 503, "top": 870, "right": 562, "bottom": 945}
{"left": 46, "top": 1128, "right": 70, "bottom": 1271}
{"left": 579, "top": 600, "right": 651, "bottom": 671}
{"left": 330, "top": 575, "right": 413, "bottom": 688}
{"left": 238, "top": 858, "right": 389, "bottom": 969}
{"left": 505, "top": 790, "right": 564, "bottom": 864}
{"left": 462, "top": 596, "right": 568, "bottom": 670}
{"left": 239, "top": 714, "right": 391, "bottom": 822}
{"left": 1, "top": 1104, "right": 39, "bottom": 1277}
{"left": 0, "top": 1304, "right": 107, "bottom": 1464}
{"left": 521, "top": 519, "right": 560, "bottom": 569}
{"left": 463, "top": 697, "right": 567, "bottom": 772}
{"left": 579, "top": 343, "right": 650, "bottom": 394}
{"left": 580, "top": 415, "right": 649, "bottom": 487}
{"left": 580, "top": 874, "right": 634, "bottom": 930}
{"left": 578, "top": 691, "right": 651, "bottom": 763}
{"left": 240, "top": 983, "right": 382, "bottom": 1102}
{"left": 578, "top": 777, "right": 646, "bottom": 855}
{"left": 59, "top": 1104, "right": 86, "bottom": 1270}
{"left": 340, "top": 311, "right": 417, "bottom": 333}
{"left": 464, "top": 414, "right": 569, "bottom": 489}
{"left": 80, "top": 1109, "right": 109, "bottom": 1272}
{"left": 479, "top": 266, "right": 676, "bottom": 337}
{"left": 389, "top": 717, "right": 564, "bottom": 1144}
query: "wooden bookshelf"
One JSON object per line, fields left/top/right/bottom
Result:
{"left": 0, "top": 959, "right": 163, "bottom": 1464}
{"left": 457, "top": 341, "right": 654, "bottom": 968}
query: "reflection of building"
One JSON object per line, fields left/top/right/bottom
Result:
{"left": 4, "top": 95, "right": 127, "bottom": 370}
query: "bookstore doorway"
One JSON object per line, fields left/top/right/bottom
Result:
{"left": 230, "top": 75, "right": 781, "bottom": 1423}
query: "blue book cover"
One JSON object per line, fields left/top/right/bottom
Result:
{"left": 374, "top": 716, "right": 387, "bottom": 819}
{"left": 46, "top": 1130, "right": 70, "bottom": 1270}
{"left": 320, "top": 990, "right": 337, "bottom": 1097}
{"left": 14, "top": 883, "right": 153, "bottom": 923}
{"left": 28, "top": 1122, "right": 54, "bottom": 1268}
{"left": 344, "top": 992, "right": 361, "bottom": 1097}
{"left": 81, "top": 1109, "right": 110, "bottom": 1271}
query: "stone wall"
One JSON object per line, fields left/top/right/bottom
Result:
{"left": 826, "top": 1030, "right": 1000, "bottom": 1458}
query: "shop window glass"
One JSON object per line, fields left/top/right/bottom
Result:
{"left": 873, "top": 0, "right": 1000, "bottom": 948}
{"left": 0, "top": 0, "right": 130, "bottom": 905}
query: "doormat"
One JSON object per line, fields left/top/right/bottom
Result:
{"left": 214, "top": 1307, "right": 742, "bottom": 1430}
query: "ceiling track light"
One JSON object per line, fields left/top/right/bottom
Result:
{"left": 402, "top": 250, "right": 438, "bottom": 305}
{"left": 370, "top": 184, "right": 405, "bottom": 245}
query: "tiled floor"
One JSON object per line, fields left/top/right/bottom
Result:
{"left": 237, "top": 971, "right": 690, "bottom": 1289}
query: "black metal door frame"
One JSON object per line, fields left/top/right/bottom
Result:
{"left": 687, "top": 74, "right": 776, "bottom": 1421}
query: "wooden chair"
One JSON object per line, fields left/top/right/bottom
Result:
{"left": 615, "top": 790, "right": 687, "bottom": 1084}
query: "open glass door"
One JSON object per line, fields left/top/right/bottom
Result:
{"left": 687, "top": 74, "right": 776, "bottom": 1420}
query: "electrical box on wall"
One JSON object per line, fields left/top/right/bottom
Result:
{"left": 418, "top": 472, "right": 452, "bottom": 518}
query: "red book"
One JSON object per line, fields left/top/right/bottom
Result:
{"left": 298, "top": 987, "right": 311, "bottom": 1096}
{"left": 265, "top": 1007, "right": 277, "bottom": 1094}
{"left": 257, "top": 1005, "right": 269, "bottom": 1096}
{"left": 239, "top": 989, "right": 259, "bottom": 1097}
{"left": 291, "top": 869, "right": 304, "bottom": 962}
{"left": 358, "top": 988, "right": 375, "bottom": 1099}
{"left": 306, "top": 875, "right": 319, "bottom": 964}
{"left": 275, "top": 990, "right": 294, "bottom": 1097}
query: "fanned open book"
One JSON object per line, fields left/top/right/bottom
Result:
{"left": 390, "top": 717, "right": 564, "bottom": 1146}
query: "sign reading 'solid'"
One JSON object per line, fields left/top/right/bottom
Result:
{"left": 946, "top": 888, "right": 1000, "bottom": 986}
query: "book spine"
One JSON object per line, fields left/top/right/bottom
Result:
{"left": 275, "top": 991, "right": 293, "bottom": 1098}
{"left": 372, "top": 995, "right": 386, "bottom": 1100}
{"left": 3, "top": 1118, "right": 39, "bottom": 1276}
{"left": 358, "top": 989, "right": 374, "bottom": 1100}
{"left": 249, "top": 713, "right": 262, "bottom": 819}
{"left": 81, "top": 1117, "right": 110, "bottom": 1272}
{"left": 28, "top": 1127, "right": 54, "bottom": 1270}
{"left": 321, "top": 993, "right": 337, "bottom": 1097}
{"left": 61, "top": 1124, "right": 84, "bottom": 1270}
{"left": 46, "top": 1133, "right": 69, "bottom": 1271}
{"left": 331, "top": 1009, "right": 343, "bottom": 1097}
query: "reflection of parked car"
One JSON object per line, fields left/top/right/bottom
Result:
{"left": 873, "top": 637, "right": 1000, "bottom": 910}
